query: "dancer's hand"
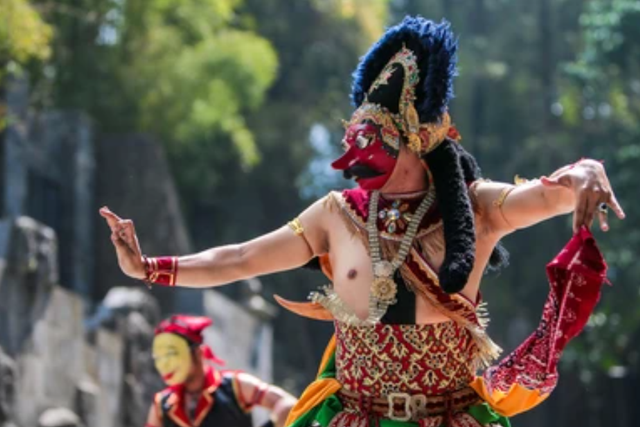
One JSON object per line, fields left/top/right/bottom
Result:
{"left": 99, "top": 206, "right": 146, "bottom": 279}
{"left": 541, "top": 159, "right": 625, "bottom": 232}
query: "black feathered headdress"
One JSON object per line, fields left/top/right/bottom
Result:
{"left": 350, "top": 16, "right": 459, "bottom": 154}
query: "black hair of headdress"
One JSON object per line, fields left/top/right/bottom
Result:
{"left": 450, "top": 143, "right": 510, "bottom": 272}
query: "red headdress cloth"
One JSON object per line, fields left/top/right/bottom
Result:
{"left": 155, "top": 315, "right": 225, "bottom": 366}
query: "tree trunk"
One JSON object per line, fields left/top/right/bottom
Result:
{"left": 468, "top": 0, "right": 487, "bottom": 162}
{"left": 539, "top": 0, "right": 554, "bottom": 131}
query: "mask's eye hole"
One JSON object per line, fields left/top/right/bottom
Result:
{"left": 356, "top": 134, "right": 373, "bottom": 149}
{"left": 153, "top": 350, "right": 178, "bottom": 361}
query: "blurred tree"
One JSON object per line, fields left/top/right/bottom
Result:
{"left": 203, "top": 0, "right": 390, "bottom": 244}
{"left": 0, "top": 0, "right": 52, "bottom": 127}
{"left": 559, "top": 0, "right": 640, "bottom": 377}
{"left": 0, "top": 0, "right": 52, "bottom": 71}
{"left": 31, "top": 0, "right": 277, "bottom": 195}
{"left": 122, "top": 0, "right": 278, "bottom": 169}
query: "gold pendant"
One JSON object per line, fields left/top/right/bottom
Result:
{"left": 371, "top": 276, "right": 398, "bottom": 303}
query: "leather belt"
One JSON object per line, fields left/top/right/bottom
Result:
{"left": 338, "top": 387, "right": 482, "bottom": 422}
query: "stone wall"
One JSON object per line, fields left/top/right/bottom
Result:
{"left": 203, "top": 289, "right": 273, "bottom": 381}
{"left": 2, "top": 76, "right": 95, "bottom": 303}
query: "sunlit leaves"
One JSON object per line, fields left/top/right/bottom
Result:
{"left": 99, "top": 0, "right": 277, "bottom": 180}
{"left": 311, "top": 0, "right": 389, "bottom": 44}
{"left": 0, "top": 0, "right": 52, "bottom": 63}
{"left": 132, "top": 25, "right": 277, "bottom": 169}
{"left": 0, "top": 0, "right": 52, "bottom": 130}
{"left": 0, "top": 0, "right": 52, "bottom": 75}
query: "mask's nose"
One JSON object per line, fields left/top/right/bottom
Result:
{"left": 331, "top": 147, "right": 357, "bottom": 170}
{"left": 155, "top": 356, "right": 169, "bottom": 372}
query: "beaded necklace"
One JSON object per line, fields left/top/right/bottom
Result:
{"left": 366, "top": 188, "right": 435, "bottom": 323}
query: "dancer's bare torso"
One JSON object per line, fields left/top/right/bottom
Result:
{"left": 304, "top": 188, "right": 502, "bottom": 325}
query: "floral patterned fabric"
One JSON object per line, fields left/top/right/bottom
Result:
{"left": 335, "top": 321, "right": 476, "bottom": 397}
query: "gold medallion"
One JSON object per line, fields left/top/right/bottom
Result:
{"left": 371, "top": 276, "right": 398, "bottom": 303}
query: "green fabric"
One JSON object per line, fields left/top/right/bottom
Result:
{"left": 288, "top": 344, "right": 511, "bottom": 427}
{"left": 286, "top": 394, "right": 341, "bottom": 427}
{"left": 466, "top": 403, "right": 511, "bottom": 427}
{"left": 286, "top": 346, "right": 338, "bottom": 427}
{"left": 317, "top": 352, "right": 336, "bottom": 380}
{"left": 314, "top": 395, "right": 343, "bottom": 426}
{"left": 286, "top": 405, "right": 318, "bottom": 427}
{"left": 288, "top": 393, "right": 512, "bottom": 427}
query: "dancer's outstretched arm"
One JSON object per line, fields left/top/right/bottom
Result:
{"left": 475, "top": 159, "right": 625, "bottom": 236}
{"left": 99, "top": 197, "right": 329, "bottom": 288}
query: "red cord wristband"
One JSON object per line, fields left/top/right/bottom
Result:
{"left": 142, "top": 256, "right": 179, "bottom": 287}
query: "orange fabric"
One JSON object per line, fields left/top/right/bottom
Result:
{"left": 285, "top": 378, "right": 341, "bottom": 427}
{"left": 272, "top": 296, "right": 333, "bottom": 321}
{"left": 285, "top": 336, "right": 340, "bottom": 427}
{"left": 316, "top": 335, "right": 336, "bottom": 377}
{"left": 273, "top": 254, "right": 335, "bottom": 321}
{"left": 469, "top": 376, "right": 550, "bottom": 417}
{"left": 318, "top": 254, "right": 333, "bottom": 280}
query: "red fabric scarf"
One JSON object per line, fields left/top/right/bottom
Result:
{"left": 480, "top": 226, "right": 608, "bottom": 395}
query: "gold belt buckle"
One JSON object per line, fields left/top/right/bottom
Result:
{"left": 387, "top": 392, "right": 412, "bottom": 422}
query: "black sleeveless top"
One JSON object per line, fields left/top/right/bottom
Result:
{"left": 381, "top": 270, "right": 416, "bottom": 324}
{"left": 158, "top": 373, "right": 253, "bottom": 427}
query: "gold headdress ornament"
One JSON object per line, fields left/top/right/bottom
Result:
{"left": 346, "top": 46, "right": 461, "bottom": 155}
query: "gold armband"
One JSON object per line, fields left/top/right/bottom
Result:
{"left": 287, "top": 217, "right": 305, "bottom": 236}
{"left": 492, "top": 186, "right": 518, "bottom": 230}
{"left": 493, "top": 173, "right": 535, "bottom": 208}
{"left": 287, "top": 217, "right": 315, "bottom": 254}
{"left": 493, "top": 186, "right": 516, "bottom": 208}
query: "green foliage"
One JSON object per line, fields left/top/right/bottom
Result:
{"left": 26, "top": 0, "right": 279, "bottom": 197}
{"left": 404, "top": 0, "right": 640, "bottom": 383}
{"left": 569, "top": 0, "right": 640, "bottom": 77}
{"left": 311, "top": 0, "right": 389, "bottom": 43}
{"left": 0, "top": 0, "right": 52, "bottom": 127}
{"left": 553, "top": 1, "right": 640, "bottom": 376}
{"left": 117, "top": 0, "right": 278, "bottom": 171}
{"left": 0, "top": 0, "right": 52, "bottom": 64}
{"left": 133, "top": 27, "right": 277, "bottom": 168}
